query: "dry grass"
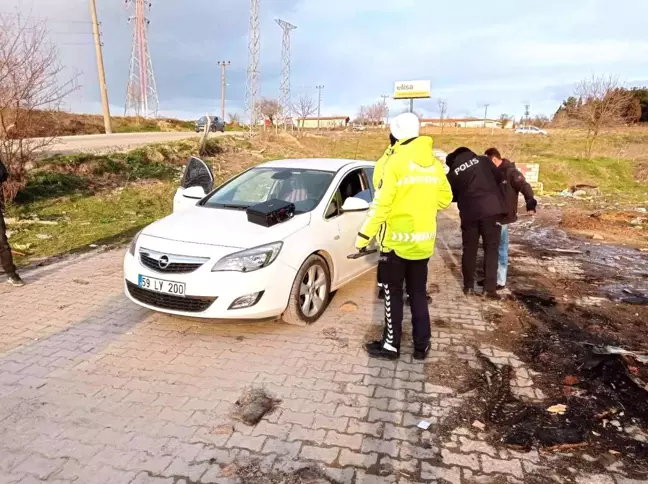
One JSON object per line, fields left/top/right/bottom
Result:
{"left": 6, "top": 127, "right": 647, "bottom": 266}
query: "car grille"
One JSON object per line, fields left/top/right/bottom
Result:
{"left": 126, "top": 281, "right": 216, "bottom": 313}
{"left": 139, "top": 249, "right": 207, "bottom": 274}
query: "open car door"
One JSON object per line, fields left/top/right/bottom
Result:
{"left": 172, "top": 156, "right": 214, "bottom": 213}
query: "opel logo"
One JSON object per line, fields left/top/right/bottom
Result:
{"left": 158, "top": 255, "right": 170, "bottom": 269}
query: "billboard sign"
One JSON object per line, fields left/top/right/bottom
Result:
{"left": 394, "top": 80, "right": 431, "bottom": 99}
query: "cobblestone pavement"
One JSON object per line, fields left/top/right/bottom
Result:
{"left": 0, "top": 213, "right": 642, "bottom": 484}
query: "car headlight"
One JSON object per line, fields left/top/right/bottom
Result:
{"left": 128, "top": 230, "right": 143, "bottom": 256}
{"left": 212, "top": 242, "right": 283, "bottom": 273}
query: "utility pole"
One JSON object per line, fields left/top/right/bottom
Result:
{"left": 524, "top": 104, "right": 530, "bottom": 126}
{"left": 246, "top": 0, "right": 261, "bottom": 131}
{"left": 381, "top": 94, "right": 390, "bottom": 128}
{"left": 124, "top": 0, "right": 159, "bottom": 118}
{"left": 438, "top": 99, "right": 448, "bottom": 134}
{"left": 409, "top": 99, "right": 414, "bottom": 114}
{"left": 217, "top": 61, "right": 230, "bottom": 121}
{"left": 276, "top": 19, "right": 297, "bottom": 129}
{"left": 483, "top": 104, "right": 490, "bottom": 128}
{"left": 89, "top": 0, "right": 112, "bottom": 134}
{"left": 316, "top": 85, "right": 324, "bottom": 131}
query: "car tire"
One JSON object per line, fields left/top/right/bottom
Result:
{"left": 282, "top": 254, "right": 331, "bottom": 326}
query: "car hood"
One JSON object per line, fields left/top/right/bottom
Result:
{"left": 143, "top": 206, "right": 311, "bottom": 249}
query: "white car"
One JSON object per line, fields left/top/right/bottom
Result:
{"left": 124, "top": 157, "right": 379, "bottom": 325}
{"left": 515, "top": 126, "right": 547, "bottom": 135}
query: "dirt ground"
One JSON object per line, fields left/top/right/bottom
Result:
{"left": 442, "top": 195, "right": 648, "bottom": 479}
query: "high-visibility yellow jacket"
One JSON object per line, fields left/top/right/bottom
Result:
{"left": 356, "top": 136, "right": 453, "bottom": 260}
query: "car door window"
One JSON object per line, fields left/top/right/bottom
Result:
{"left": 364, "top": 168, "right": 375, "bottom": 191}
{"left": 182, "top": 156, "right": 214, "bottom": 192}
{"left": 325, "top": 169, "right": 367, "bottom": 219}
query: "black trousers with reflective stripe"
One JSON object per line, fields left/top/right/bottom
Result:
{"left": 377, "top": 251, "right": 430, "bottom": 352}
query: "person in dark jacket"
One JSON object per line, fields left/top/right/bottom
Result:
{"left": 484, "top": 148, "right": 537, "bottom": 289}
{"left": 446, "top": 147, "right": 506, "bottom": 299}
{"left": 0, "top": 158, "right": 24, "bottom": 287}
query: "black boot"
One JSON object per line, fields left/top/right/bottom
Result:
{"left": 364, "top": 341, "right": 399, "bottom": 361}
{"left": 413, "top": 345, "right": 430, "bottom": 361}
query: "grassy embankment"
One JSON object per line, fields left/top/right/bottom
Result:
{"left": 5, "top": 128, "right": 647, "bottom": 265}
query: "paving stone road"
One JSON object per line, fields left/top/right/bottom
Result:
{"left": 0, "top": 212, "right": 642, "bottom": 484}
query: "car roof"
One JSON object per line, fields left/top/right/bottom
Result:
{"left": 259, "top": 158, "right": 375, "bottom": 172}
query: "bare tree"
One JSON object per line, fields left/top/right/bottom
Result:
{"left": 438, "top": 99, "right": 448, "bottom": 133}
{"left": 0, "top": 13, "right": 78, "bottom": 200}
{"left": 228, "top": 112, "right": 241, "bottom": 126}
{"left": 498, "top": 114, "right": 512, "bottom": 129}
{"left": 357, "top": 102, "right": 387, "bottom": 126}
{"left": 257, "top": 98, "right": 282, "bottom": 127}
{"left": 573, "top": 75, "right": 634, "bottom": 157}
{"left": 292, "top": 94, "right": 316, "bottom": 131}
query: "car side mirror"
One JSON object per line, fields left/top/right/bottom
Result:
{"left": 342, "top": 196, "right": 370, "bottom": 213}
{"left": 183, "top": 185, "right": 206, "bottom": 200}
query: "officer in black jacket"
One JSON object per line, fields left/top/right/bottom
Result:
{"left": 446, "top": 147, "right": 506, "bottom": 299}
{"left": 0, "top": 157, "right": 24, "bottom": 287}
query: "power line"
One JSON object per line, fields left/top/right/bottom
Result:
{"left": 0, "top": 11, "right": 93, "bottom": 24}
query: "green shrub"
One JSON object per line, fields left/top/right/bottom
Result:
{"left": 15, "top": 172, "right": 90, "bottom": 202}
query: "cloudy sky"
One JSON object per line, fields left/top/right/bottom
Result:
{"left": 3, "top": 0, "right": 647, "bottom": 121}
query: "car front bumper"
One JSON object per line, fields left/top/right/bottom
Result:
{"left": 123, "top": 248, "right": 297, "bottom": 320}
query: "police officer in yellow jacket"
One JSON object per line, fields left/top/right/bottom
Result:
{"left": 356, "top": 113, "right": 453, "bottom": 360}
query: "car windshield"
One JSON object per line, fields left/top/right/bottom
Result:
{"left": 202, "top": 167, "right": 335, "bottom": 214}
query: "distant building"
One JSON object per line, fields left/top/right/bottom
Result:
{"left": 420, "top": 118, "right": 513, "bottom": 129}
{"left": 294, "top": 116, "right": 350, "bottom": 129}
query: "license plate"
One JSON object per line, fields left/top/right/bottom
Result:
{"left": 138, "top": 275, "right": 186, "bottom": 297}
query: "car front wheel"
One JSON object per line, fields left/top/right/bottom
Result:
{"left": 282, "top": 254, "right": 331, "bottom": 326}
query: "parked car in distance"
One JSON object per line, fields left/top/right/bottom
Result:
{"left": 515, "top": 126, "right": 547, "bottom": 135}
{"left": 195, "top": 116, "right": 225, "bottom": 133}
{"left": 124, "top": 156, "right": 379, "bottom": 325}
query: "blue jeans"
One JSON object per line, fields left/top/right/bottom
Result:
{"left": 498, "top": 224, "right": 509, "bottom": 287}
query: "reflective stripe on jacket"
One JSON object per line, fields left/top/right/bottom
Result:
{"left": 357, "top": 136, "right": 453, "bottom": 260}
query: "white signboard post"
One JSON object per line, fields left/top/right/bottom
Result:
{"left": 393, "top": 80, "right": 431, "bottom": 113}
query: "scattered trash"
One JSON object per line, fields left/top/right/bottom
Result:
{"left": 36, "top": 234, "right": 52, "bottom": 240}
{"left": 417, "top": 420, "right": 432, "bottom": 430}
{"left": 619, "top": 289, "right": 648, "bottom": 306}
{"left": 339, "top": 301, "right": 358, "bottom": 312}
{"left": 570, "top": 184, "right": 601, "bottom": 197}
{"left": 547, "top": 404, "right": 568, "bottom": 415}
{"left": 231, "top": 388, "right": 281, "bottom": 426}
{"left": 592, "top": 234, "right": 605, "bottom": 240}
{"left": 89, "top": 244, "right": 98, "bottom": 248}
{"left": 472, "top": 420, "right": 486, "bottom": 431}
{"left": 564, "top": 376, "right": 579, "bottom": 386}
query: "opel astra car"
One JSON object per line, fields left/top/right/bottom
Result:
{"left": 123, "top": 156, "right": 379, "bottom": 324}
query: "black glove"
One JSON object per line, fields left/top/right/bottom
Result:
{"left": 526, "top": 198, "right": 537, "bottom": 212}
